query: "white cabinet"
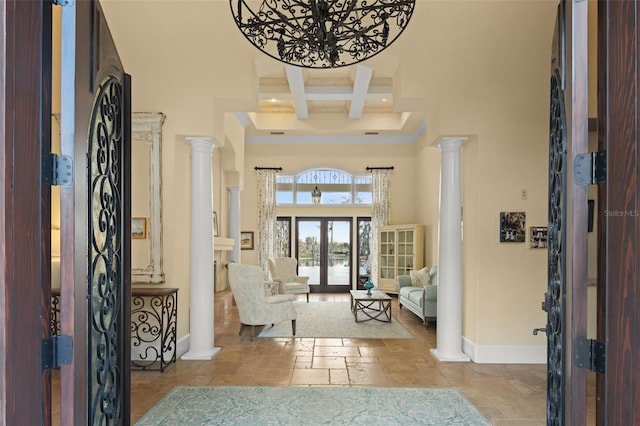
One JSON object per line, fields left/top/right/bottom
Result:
{"left": 377, "top": 224, "right": 424, "bottom": 294}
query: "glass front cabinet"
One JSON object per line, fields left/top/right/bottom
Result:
{"left": 377, "top": 224, "right": 424, "bottom": 293}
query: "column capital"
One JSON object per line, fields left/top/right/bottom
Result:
{"left": 431, "top": 136, "right": 468, "bottom": 152}
{"left": 186, "top": 136, "right": 216, "bottom": 151}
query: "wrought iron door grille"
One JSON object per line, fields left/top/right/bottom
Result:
{"left": 87, "top": 75, "right": 124, "bottom": 425}
{"left": 547, "top": 69, "right": 568, "bottom": 425}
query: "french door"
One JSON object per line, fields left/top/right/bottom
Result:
{"left": 296, "top": 218, "right": 352, "bottom": 293}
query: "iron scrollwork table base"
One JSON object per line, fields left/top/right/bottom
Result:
{"left": 130, "top": 287, "right": 178, "bottom": 372}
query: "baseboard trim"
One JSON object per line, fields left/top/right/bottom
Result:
{"left": 177, "top": 334, "right": 190, "bottom": 359}
{"left": 462, "top": 336, "right": 546, "bottom": 364}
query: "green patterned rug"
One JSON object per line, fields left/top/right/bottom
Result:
{"left": 257, "top": 301, "right": 412, "bottom": 339}
{"left": 136, "top": 386, "right": 491, "bottom": 425}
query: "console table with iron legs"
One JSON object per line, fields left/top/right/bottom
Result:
{"left": 51, "top": 287, "right": 178, "bottom": 372}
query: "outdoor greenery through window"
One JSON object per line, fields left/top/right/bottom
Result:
{"left": 276, "top": 169, "right": 372, "bottom": 205}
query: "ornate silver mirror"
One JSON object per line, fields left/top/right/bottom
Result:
{"left": 132, "top": 112, "right": 165, "bottom": 283}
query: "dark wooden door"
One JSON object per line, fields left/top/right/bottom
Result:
{"left": 0, "top": 0, "right": 53, "bottom": 424}
{"left": 545, "top": 0, "right": 590, "bottom": 424}
{"left": 597, "top": 1, "right": 640, "bottom": 424}
{"left": 60, "top": 1, "right": 131, "bottom": 424}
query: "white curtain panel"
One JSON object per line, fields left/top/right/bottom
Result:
{"left": 257, "top": 170, "right": 277, "bottom": 276}
{"left": 370, "top": 169, "right": 392, "bottom": 286}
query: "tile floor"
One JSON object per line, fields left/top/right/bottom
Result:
{"left": 52, "top": 291, "right": 596, "bottom": 425}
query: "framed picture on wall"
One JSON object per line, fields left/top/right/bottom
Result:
{"left": 240, "top": 231, "right": 254, "bottom": 250}
{"left": 499, "top": 211, "right": 526, "bottom": 242}
{"left": 529, "top": 226, "right": 548, "bottom": 248}
{"left": 132, "top": 217, "right": 147, "bottom": 239}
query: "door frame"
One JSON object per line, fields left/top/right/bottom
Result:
{"left": 597, "top": 1, "right": 640, "bottom": 423}
{"left": 0, "top": 0, "right": 53, "bottom": 424}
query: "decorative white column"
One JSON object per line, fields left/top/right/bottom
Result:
{"left": 228, "top": 187, "right": 241, "bottom": 264}
{"left": 181, "top": 137, "right": 221, "bottom": 360}
{"left": 431, "top": 137, "right": 470, "bottom": 362}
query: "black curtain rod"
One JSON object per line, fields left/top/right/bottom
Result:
{"left": 366, "top": 166, "right": 394, "bottom": 171}
{"left": 254, "top": 167, "right": 283, "bottom": 171}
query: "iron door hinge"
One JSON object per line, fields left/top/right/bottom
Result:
{"left": 41, "top": 335, "right": 73, "bottom": 371}
{"left": 541, "top": 292, "right": 550, "bottom": 312}
{"left": 44, "top": 153, "right": 73, "bottom": 187}
{"left": 575, "top": 338, "right": 605, "bottom": 374}
{"left": 574, "top": 150, "right": 606, "bottom": 185}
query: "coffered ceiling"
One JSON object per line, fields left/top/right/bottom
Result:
{"left": 241, "top": 64, "right": 427, "bottom": 143}
{"left": 258, "top": 66, "right": 394, "bottom": 117}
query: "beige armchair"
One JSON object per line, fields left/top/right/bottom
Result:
{"left": 268, "top": 257, "right": 311, "bottom": 302}
{"left": 228, "top": 263, "right": 297, "bottom": 340}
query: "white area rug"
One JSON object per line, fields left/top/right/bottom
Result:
{"left": 257, "top": 301, "right": 412, "bottom": 339}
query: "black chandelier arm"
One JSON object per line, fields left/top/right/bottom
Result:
{"left": 330, "top": 0, "right": 358, "bottom": 28}
{"left": 255, "top": 18, "right": 385, "bottom": 48}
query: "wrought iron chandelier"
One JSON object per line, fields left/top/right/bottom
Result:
{"left": 230, "top": 0, "right": 416, "bottom": 68}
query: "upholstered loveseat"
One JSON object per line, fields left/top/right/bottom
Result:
{"left": 397, "top": 266, "right": 438, "bottom": 328}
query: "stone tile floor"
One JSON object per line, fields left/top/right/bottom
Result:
{"left": 52, "top": 291, "right": 596, "bottom": 425}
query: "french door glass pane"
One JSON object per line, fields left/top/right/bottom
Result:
{"left": 327, "top": 220, "right": 350, "bottom": 286}
{"left": 357, "top": 218, "right": 371, "bottom": 289}
{"left": 298, "top": 220, "right": 320, "bottom": 285}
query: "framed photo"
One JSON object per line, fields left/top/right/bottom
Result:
{"left": 529, "top": 226, "right": 548, "bottom": 248}
{"left": 499, "top": 211, "right": 526, "bottom": 243}
{"left": 240, "top": 231, "right": 254, "bottom": 250}
{"left": 132, "top": 217, "right": 147, "bottom": 239}
{"left": 213, "top": 211, "right": 219, "bottom": 237}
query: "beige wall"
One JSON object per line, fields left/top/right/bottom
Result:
{"left": 401, "top": 2, "right": 556, "bottom": 359}
{"left": 94, "top": 0, "right": 573, "bottom": 362}
{"left": 413, "top": 134, "right": 442, "bottom": 270}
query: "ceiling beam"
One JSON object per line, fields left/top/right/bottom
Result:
{"left": 349, "top": 65, "right": 373, "bottom": 119}
{"left": 259, "top": 85, "right": 393, "bottom": 102}
{"left": 285, "top": 66, "right": 309, "bottom": 119}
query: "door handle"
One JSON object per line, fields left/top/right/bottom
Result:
{"left": 532, "top": 327, "right": 547, "bottom": 335}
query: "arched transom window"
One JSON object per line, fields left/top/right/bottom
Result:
{"left": 276, "top": 168, "right": 372, "bottom": 205}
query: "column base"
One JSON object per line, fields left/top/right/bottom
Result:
{"left": 430, "top": 348, "right": 471, "bottom": 362}
{"left": 181, "top": 347, "right": 221, "bottom": 361}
